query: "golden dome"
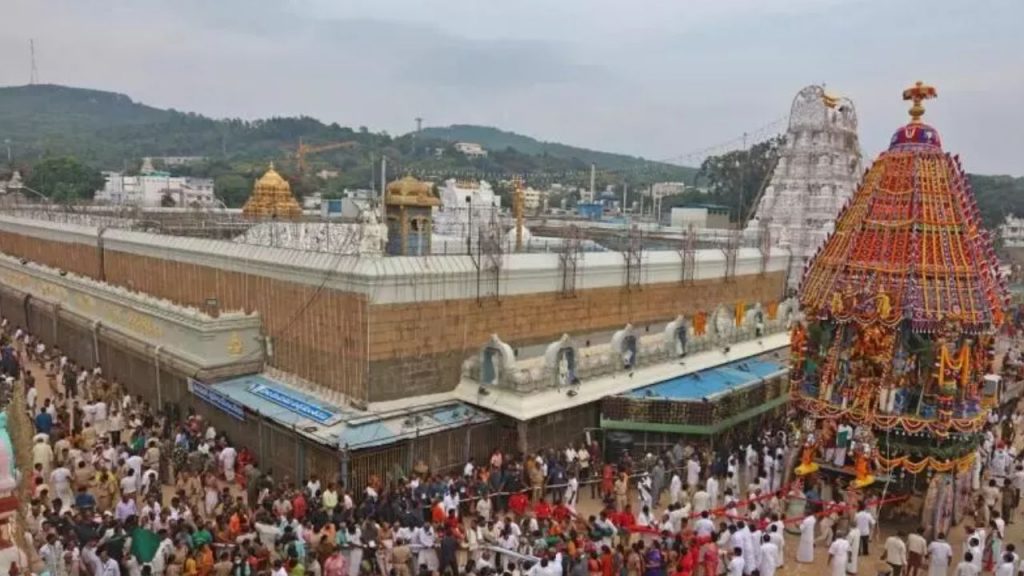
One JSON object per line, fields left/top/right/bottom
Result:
{"left": 242, "top": 162, "right": 302, "bottom": 218}
{"left": 386, "top": 176, "right": 439, "bottom": 207}
{"left": 255, "top": 162, "right": 290, "bottom": 191}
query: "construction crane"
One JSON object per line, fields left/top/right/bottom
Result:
{"left": 294, "top": 139, "right": 359, "bottom": 178}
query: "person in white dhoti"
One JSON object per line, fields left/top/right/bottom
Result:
{"left": 687, "top": 456, "right": 701, "bottom": 491}
{"left": 768, "top": 522, "right": 785, "bottom": 569}
{"left": 564, "top": 474, "right": 579, "bottom": 512}
{"left": 798, "top": 514, "right": 817, "bottom": 563}
{"left": 415, "top": 525, "right": 438, "bottom": 571}
{"left": 845, "top": 527, "right": 861, "bottom": 575}
{"left": 670, "top": 472, "right": 683, "bottom": 505}
{"left": 829, "top": 531, "right": 850, "bottom": 576}
{"left": 759, "top": 533, "right": 779, "bottom": 576}
{"left": 927, "top": 533, "right": 953, "bottom": 576}
{"left": 638, "top": 476, "right": 653, "bottom": 510}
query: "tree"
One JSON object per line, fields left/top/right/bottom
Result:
{"left": 160, "top": 191, "right": 177, "bottom": 207}
{"left": 695, "top": 136, "right": 784, "bottom": 224}
{"left": 25, "top": 156, "right": 105, "bottom": 203}
{"left": 214, "top": 174, "right": 252, "bottom": 208}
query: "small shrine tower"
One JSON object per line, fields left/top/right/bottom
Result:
{"left": 242, "top": 163, "right": 302, "bottom": 219}
{"left": 384, "top": 176, "right": 439, "bottom": 256}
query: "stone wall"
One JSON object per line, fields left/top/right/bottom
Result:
{"left": 0, "top": 226, "right": 370, "bottom": 400}
{"left": 0, "top": 217, "right": 787, "bottom": 402}
{"left": 366, "top": 271, "right": 786, "bottom": 400}
{"left": 0, "top": 227, "right": 100, "bottom": 278}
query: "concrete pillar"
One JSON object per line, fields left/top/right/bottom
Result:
{"left": 340, "top": 443, "right": 350, "bottom": 490}
{"left": 516, "top": 420, "right": 529, "bottom": 454}
{"left": 52, "top": 303, "right": 60, "bottom": 345}
{"left": 153, "top": 345, "right": 163, "bottom": 410}
{"left": 91, "top": 321, "right": 102, "bottom": 367}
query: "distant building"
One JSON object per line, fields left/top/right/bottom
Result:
{"left": 95, "top": 163, "right": 217, "bottom": 208}
{"left": 522, "top": 187, "right": 546, "bottom": 210}
{"left": 649, "top": 182, "right": 686, "bottom": 198}
{"left": 316, "top": 169, "right": 340, "bottom": 180}
{"left": 0, "top": 171, "right": 23, "bottom": 194}
{"left": 434, "top": 179, "right": 501, "bottom": 239}
{"left": 577, "top": 202, "right": 604, "bottom": 220}
{"left": 670, "top": 205, "right": 731, "bottom": 230}
{"left": 454, "top": 142, "right": 488, "bottom": 158}
{"left": 154, "top": 156, "right": 206, "bottom": 167}
{"left": 320, "top": 189, "right": 376, "bottom": 220}
{"left": 1001, "top": 215, "right": 1024, "bottom": 248}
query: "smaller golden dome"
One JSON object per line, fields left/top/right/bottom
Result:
{"left": 386, "top": 176, "right": 439, "bottom": 207}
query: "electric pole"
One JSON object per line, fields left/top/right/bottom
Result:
{"left": 29, "top": 39, "right": 38, "bottom": 85}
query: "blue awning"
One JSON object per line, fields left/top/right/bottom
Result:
{"left": 621, "top": 358, "right": 786, "bottom": 401}
{"left": 206, "top": 373, "right": 493, "bottom": 451}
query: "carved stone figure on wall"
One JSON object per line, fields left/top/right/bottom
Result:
{"left": 544, "top": 334, "right": 579, "bottom": 388}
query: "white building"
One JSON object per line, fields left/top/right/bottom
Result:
{"left": 745, "top": 85, "right": 863, "bottom": 289}
{"left": 1001, "top": 215, "right": 1024, "bottom": 248}
{"left": 522, "top": 187, "right": 546, "bottom": 211}
{"left": 95, "top": 167, "right": 217, "bottom": 207}
{"left": 434, "top": 179, "right": 502, "bottom": 239}
{"left": 154, "top": 156, "right": 206, "bottom": 166}
{"left": 0, "top": 171, "right": 22, "bottom": 194}
{"left": 454, "top": 142, "right": 488, "bottom": 158}
{"left": 649, "top": 182, "right": 686, "bottom": 198}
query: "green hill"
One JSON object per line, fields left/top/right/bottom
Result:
{"left": 0, "top": 84, "right": 697, "bottom": 207}
{"left": 420, "top": 124, "right": 697, "bottom": 178}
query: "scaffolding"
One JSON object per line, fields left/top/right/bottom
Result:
{"left": 680, "top": 224, "right": 696, "bottom": 284}
{"left": 759, "top": 220, "right": 771, "bottom": 275}
{"left": 624, "top": 223, "right": 644, "bottom": 291}
{"left": 559, "top": 225, "right": 583, "bottom": 297}
{"left": 723, "top": 229, "right": 740, "bottom": 283}
{"left": 473, "top": 208, "right": 504, "bottom": 302}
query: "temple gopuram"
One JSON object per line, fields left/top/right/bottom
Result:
{"left": 242, "top": 163, "right": 302, "bottom": 219}
{"left": 746, "top": 84, "right": 863, "bottom": 290}
{"left": 790, "top": 82, "right": 1009, "bottom": 534}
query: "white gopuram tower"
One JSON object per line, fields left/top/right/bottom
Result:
{"left": 747, "top": 85, "right": 863, "bottom": 290}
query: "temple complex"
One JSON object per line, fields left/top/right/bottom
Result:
{"left": 746, "top": 84, "right": 863, "bottom": 289}
{"left": 241, "top": 163, "right": 303, "bottom": 219}
{"left": 790, "top": 82, "right": 1009, "bottom": 533}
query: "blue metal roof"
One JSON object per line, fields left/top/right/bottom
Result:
{"left": 621, "top": 358, "right": 785, "bottom": 401}
{"left": 208, "top": 373, "right": 493, "bottom": 451}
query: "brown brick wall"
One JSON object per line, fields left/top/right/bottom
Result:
{"left": 101, "top": 250, "right": 369, "bottom": 400}
{"left": 0, "top": 228, "right": 784, "bottom": 403}
{"left": 0, "top": 230, "right": 370, "bottom": 400}
{"left": 0, "top": 230, "right": 100, "bottom": 278}
{"left": 366, "top": 272, "right": 785, "bottom": 401}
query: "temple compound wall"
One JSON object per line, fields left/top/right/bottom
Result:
{"left": 0, "top": 215, "right": 788, "bottom": 402}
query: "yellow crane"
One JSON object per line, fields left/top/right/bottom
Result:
{"left": 294, "top": 138, "right": 359, "bottom": 178}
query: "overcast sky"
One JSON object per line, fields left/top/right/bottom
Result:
{"left": 2, "top": 0, "right": 1022, "bottom": 174}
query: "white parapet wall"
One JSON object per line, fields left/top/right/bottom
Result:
{"left": 0, "top": 252, "right": 263, "bottom": 370}
{"left": 0, "top": 214, "right": 791, "bottom": 306}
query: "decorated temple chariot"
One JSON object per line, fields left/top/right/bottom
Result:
{"left": 789, "top": 82, "right": 1010, "bottom": 533}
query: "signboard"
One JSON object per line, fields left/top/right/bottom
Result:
{"left": 248, "top": 383, "right": 335, "bottom": 424}
{"left": 188, "top": 378, "right": 246, "bottom": 421}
